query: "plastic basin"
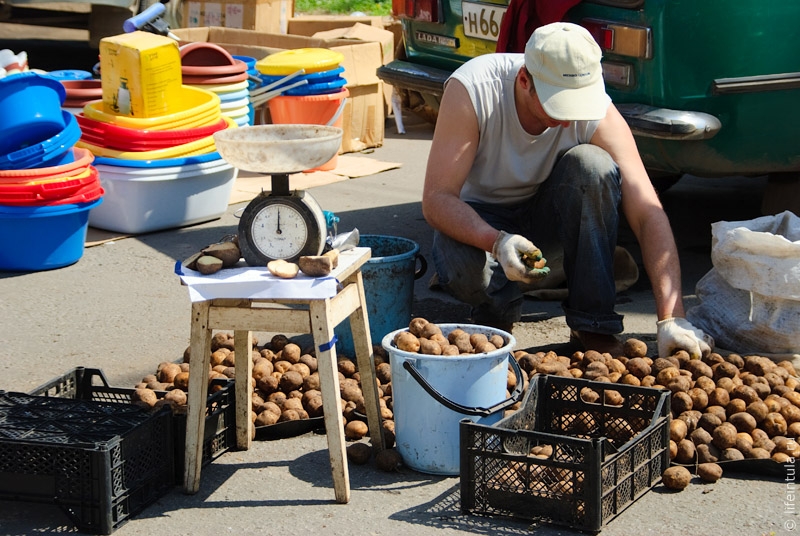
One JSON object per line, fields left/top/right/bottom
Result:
{"left": 0, "top": 72, "right": 67, "bottom": 155}
{"left": 0, "top": 110, "right": 80, "bottom": 170}
{"left": 0, "top": 198, "right": 102, "bottom": 272}
{"left": 89, "top": 159, "right": 237, "bottom": 234}
{"left": 0, "top": 148, "right": 94, "bottom": 181}
{"left": 76, "top": 115, "right": 231, "bottom": 151}
{"left": 81, "top": 85, "right": 221, "bottom": 131}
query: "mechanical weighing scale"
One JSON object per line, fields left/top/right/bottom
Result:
{"left": 212, "top": 124, "right": 343, "bottom": 265}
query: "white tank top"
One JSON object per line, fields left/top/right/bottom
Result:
{"left": 449, "top": 53, "right": 601, "bottom": 206}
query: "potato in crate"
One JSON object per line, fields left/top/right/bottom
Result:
{"left": 460, "top": 375, "right": 670, "bottom": 532}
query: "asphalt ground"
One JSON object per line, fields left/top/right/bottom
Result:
{"left": 0, "top": 23, "right": 795, "bottom": 536}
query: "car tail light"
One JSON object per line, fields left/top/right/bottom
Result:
{"left": 392, "top": 0, "right": 440, "bottom": 22}
{"left": 581, "top": 19, "right": 652, "bottom": 59}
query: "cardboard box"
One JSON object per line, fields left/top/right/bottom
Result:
{"left": 182, "top": 0, "right": 293, "bottom": 33}
{"left": 99, "top": 31, "right": 182, "bottom": 118}
{"left": 287, "top": 15, "right": 385, "bottom": 36}
{"left": 172, "top": 27, "right": 385, "bottom": 153}
{"left": 311, "top": 23, "right": 395, "bottom": 113}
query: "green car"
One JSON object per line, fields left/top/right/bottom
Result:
{"left": 378, "top": 0, "right": 800, "bottom": 193}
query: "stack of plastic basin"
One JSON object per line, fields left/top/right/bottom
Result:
{"left": 72, "top": 84, "right": 239, "bottom": 234}
{"left": 256, "top": 48, "right": 349, "bottom": 171}
{"left": 0, "top": 72, "right": 103, "bottom": 271}
{"left": 180, "top": 42, "right": 252, "bottom": 127}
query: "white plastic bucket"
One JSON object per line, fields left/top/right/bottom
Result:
{"left": 382, "top": 324, "right": 523, "bottom": 475}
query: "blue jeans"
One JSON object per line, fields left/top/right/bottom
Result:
{"left": 431, "top": 144, "right": 625, "bottom": 334}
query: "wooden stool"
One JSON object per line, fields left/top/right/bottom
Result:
{"left": 181, "top": 247, "right": 384, "bottom": 503}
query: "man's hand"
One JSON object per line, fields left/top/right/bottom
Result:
{"left": 492, "top": 231, "right": 550, "bottom": 284}
{"left": 657, "top": 317, "right": 714, "bottom": 360}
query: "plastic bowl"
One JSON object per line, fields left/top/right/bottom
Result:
{"left": 0, "top": 110, "right": 80, "bottom": 170}
{"left": 180, "top": 41, "right": 235, "bottom": 66}
{"left": 0, "top": 71, "right": 67, "bottom": 155}
{"left": 81, "top": 85, "right": 221, "bottom": 131}
{"left": 255, "top": 48, "right": 344, "bottom": 76}
{"left": 0, "top": 147, "right": 94, "bottom": 179}
{"left": 0, "top": 166, "right": 100, "bottom": 205}
{"left": 181, "top": 71, "right": 250, "bottom": 86}
{"left": 0, "top": 165, "right": 94, "bottom": 187}
{"left": 77, "top": 115, "right": 230, "bottom": 151}
{"left": 93, "top": 151, "right": 223, "bottom": 168}
{"left": 60, "top": 79, "right": 102, "bottom": 100}
{"left": 76, "top": 115, "right": 236, "bottom": 159}
{"left": 181, "top": 59, "right": 247, "bottom": 77}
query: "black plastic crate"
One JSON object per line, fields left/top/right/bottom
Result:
{"left": 29, "top": 367, "right": 236, "bottom": 481}
{"left": 0, "top": 390, "right": 174, "bottom": 535}
{"left": 460, "top": 375, "right": 671, "bottom": 533}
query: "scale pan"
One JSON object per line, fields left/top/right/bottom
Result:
{"left": 213, "top": 124, "right": 342, "bottom": 174}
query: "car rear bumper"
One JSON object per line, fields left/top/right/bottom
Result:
{"left": 377, "top": 60, "right": 450, "bottom": 97}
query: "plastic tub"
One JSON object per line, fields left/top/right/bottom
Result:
{"left": 382, "top": 324, "right": 521, "bottom": 475}
{"left": 268, "top": 88, "right": 348, "bottom": 170}
{"left": 255, "top": 48, "right": 344, "bottom": 76}
{"left": 0, "top": 72, "right": 67, "bottom": 154}
{"left": 0, "top": 110, "right": 80, "bottom": 170}
{"left": 0, "top": 148, "right": 94, "bottom": 180}
{"left": 81, "top": 85, "right": 220, "bottom": 131}
{"left": 75, "top": 115, "right": 236, "bottom": 159}
{"left": 0, "top": 197, "right": 102, "bottom": 271}
{"left": 89, "top": 161, "right": 238, "bottom": 234}
{"left": 93, "top": 151, "right": 222, "bottom": 168}
{"left": 0, "top": 166, "right": 98, "bottom": 203}
{"left": 94, "top": 157, "right": 232, "bottom": 179}
{"left": 181, "top": 59, "right": 247, "bottom": 77}
{"left": 76, "top": 115, "right": 229, "bottom": 150}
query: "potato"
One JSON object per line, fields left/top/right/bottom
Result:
{"left": 267, "top": 259, "right": 299, "bottom": 279}
{"left": 344, "top": 420, "right": 369, "bottom": 440}
{"left": 623, "top": 339, "right": 648, "bottom": 358}
{"left": 728, "top": 412, "right": 757, "bottom": 434}
{"left": 395, "top": 331, "right": 420, "bottom": 353}
{"left": 255, "top": 410, "right": 279, "bottom": 426}
{"left": 196, "top": 255, "right": 224, "bottom": 274}
{"left": 375, "top": 449, "right": 403, "bottom": 472}
{"left": 662, "top": 466, "right": 692, "bottom": 490}
{"left": 696, "top": 443, "right": 721, "bottom": 464}
{"left": 675, "top": 439, "right": 696, "bottom": 464}
{"left": 298, "top": 254, "right": 333, "bottom": 277}
{"left": 764, "top": 412, "right": 789, "bottom": 437}
{"left": 132, "top": 388, "right": 158, "bottom": 407}
{"left": 712, "top": 423, "right": 738, "bottom": 450}
{"left": 346, "top": 442, "right": 372, "bottom": 464}
{"left": 419, "top": 338, "right": 443, "bottom": 355}
{"left": 408, "top": 317, "right": 429, "bottom": 336}
{"left": 720, "top": 448, "right": 745, "bottom": 461}
{"left": 164, "top": 388, "right": 187, "bottom": 406}
{"left": 697, "top": 463, "right": 723, "bottom": 483}
{"left": 670, "top": 419, "right": 688, "bottom": 443}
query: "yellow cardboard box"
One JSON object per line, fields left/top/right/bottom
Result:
{"left": 182, "top": 0, "right": 293, "bottom": 33}
{"left": 172, "top": 27, "right": 385, "bottom": 153}
{"left": 99, "top": 31, "right": 183, "bottom": 118}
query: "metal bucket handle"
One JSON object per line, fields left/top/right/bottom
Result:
{"left": 401, "top": 353, "right": 524, "bottom": 417}
{"left": 414, "top": 252, "right": 427, "bottom": 280}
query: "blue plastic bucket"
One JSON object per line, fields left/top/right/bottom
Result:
{"left": 334, "top": 235, "right": 426, "bottom": 357}
{"left": 382, "top": 324, "right": 523, "bottom": 475}
{"left": 0, "top": 198, "right": 102, "bottom": 271}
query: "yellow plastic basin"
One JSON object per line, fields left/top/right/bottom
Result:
{"left": 82, "top": 85, "right": 221, "bottom": 131}
{"left": 256, "top": 48, "right": 344, "bottom": 76}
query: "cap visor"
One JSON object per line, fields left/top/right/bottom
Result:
{"left": 534, "top": 78, "right": 611, "bottom": 121}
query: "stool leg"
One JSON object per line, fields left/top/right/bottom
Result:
{"left": 184, "top": 301, "right": 212, "bottom": 494}
{"left": 309, "top": 300, "right": 350, "bottom": 504}
{"left": 234, "top": 330, "right": 253, "bottom": 450}
{"left": 349, "top": 271, "right": 385, "bottom": 452}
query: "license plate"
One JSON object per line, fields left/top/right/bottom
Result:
{"left": 461, "top": 1, "right": 507, "bottom": 42}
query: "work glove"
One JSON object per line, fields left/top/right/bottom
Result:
{"left": 657, "top": 317, "right": 714, "bottom": 360}
{"left": 491, "top": 231, "right": 550, "bottom": 284}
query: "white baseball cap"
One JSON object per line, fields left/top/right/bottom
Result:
{"left": 524, "top": 22, "right": 611, "bottom": 121}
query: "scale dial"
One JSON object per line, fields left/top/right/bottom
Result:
{"left": 238, "top": 190, "right": 327, "bottom": 265}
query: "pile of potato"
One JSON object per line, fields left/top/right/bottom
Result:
{"left": 130, "top": 330, "right": 400, "bottom": 468}
{"left": 506, "top": 338, "right": 800, "bottom": 490}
